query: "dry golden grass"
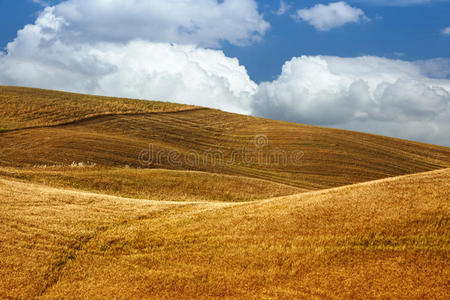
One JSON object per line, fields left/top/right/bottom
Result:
{"left": 0, "top": 169, "right": 448, "bottom": 299}
{"left": 0, "top": 86, "right": 196, "bottom": 131}
{"left": 1, "top": 86, "right": 449, "bottom": 191}
{"left": 0, "top": 167, "right": 303, "bottom": 202}
{"left": 0, "top": 176, "right": 232, "bottom": 299}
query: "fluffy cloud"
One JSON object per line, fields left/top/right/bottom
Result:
{"left": 0, "top": 6, "right": 257, "bottom": 114}
{"left": 32, "top": 0, "right": 269, "bottom": 47}
{"left": 442, "top": 27, "right": 450, "bottom": 35}
{"left": 295, "top": 2, "right": 368, "bottom": 31}
{"left": 252, "top": 56, "right": 450, "bottom": 146}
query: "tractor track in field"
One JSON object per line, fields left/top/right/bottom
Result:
{"left": 0, "top": 107, "right": 210, "bottom": 135}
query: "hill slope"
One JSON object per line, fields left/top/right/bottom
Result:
{"left": 0, "top": 168, "right": 448, "bottom": 298}
{"left": 1, "top": 86, "right": 449, "bottom": 193}
{"left": 0, "top": 167, "right": 303, "bottom": 202}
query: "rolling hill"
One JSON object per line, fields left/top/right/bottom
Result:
{"left": 1, "top": 86, "right": 450, "bottom": 192}
{"left": 0, "top": 86, "right": 449, "bottom": 299}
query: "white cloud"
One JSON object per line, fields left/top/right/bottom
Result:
{"left": 295, "top": 2, "right": 368, "bottom": 31}
{"left": 0, "top": 0, "right": 268, "bottom": 114}
{"left": 29, "top": 0, "right": 269, "bottom": 47}
{"left": 0, "top": 7, "right": 257, "bottom": 114}
{"left": 442, "top": 27, "right": 450, "bottom": 35}
{"left": 252, "top": 56, "right": 450, "bottom": 146}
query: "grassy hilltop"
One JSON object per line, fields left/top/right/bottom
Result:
{"left": 1, "top": 86, "right": 449, "bottom": 191}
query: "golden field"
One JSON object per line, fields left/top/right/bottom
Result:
{"left": 0, "top": 86, "right": 196, "bottom": 131}
{"left": 1, "top": 169, "right": 448, "bottom": 299}
{"left": 0, "top": 167, "right": 303, "bottom": 202}
{"left": 0, "top": 86, "right": 449, "bottom": 299}
{"left": 1, "top": 86, "right": 449, "bottom": 191}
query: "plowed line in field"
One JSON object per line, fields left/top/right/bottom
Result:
{"left": 0, "top": 108, "right": 210, "bottom": 134}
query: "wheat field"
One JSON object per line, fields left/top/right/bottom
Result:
{"left": 0, "top": 86, "right": 449, "bottom": 299}
{"left": 0, "top": 167, "right": 303, "bottom": 202}
{"left": 1, "top": 86, "right": 449, "bottom": 190}
{"left": 0, "top": 169, "right": 448, "bottom": 299}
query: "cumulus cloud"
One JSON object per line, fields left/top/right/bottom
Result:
{"left": 295, "top": 2, "right": 368, "bottom": 31}
{"left": 252, "top": 56, "right": 450, "bottom": 146}
{"left": 30, "top": 0, "right": 269, "bottom": 47}
{"left": 442, "top": 27, "right": 450, "bottom": 35}
{"left": 0, "top": 6, "right": 257, "bottom": 114}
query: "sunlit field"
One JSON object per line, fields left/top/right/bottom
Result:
{"left": 0, "top": 87, "right": 449, "bottom": 299}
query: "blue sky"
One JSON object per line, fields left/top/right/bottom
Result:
{"left": 0, "top": 0, "right": 449, "bottom": 146}
{"left": 2, "top": 0, "right": 449, "bottom": 82}
{"left": 226, "top": 0, "right": 450, "bottom": 82}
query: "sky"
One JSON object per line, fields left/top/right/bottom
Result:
{"left": 0, "top": 0, "right": 449, "bottom": 146}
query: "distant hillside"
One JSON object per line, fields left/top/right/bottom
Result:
{"left": 1, "top": 86, "right": 449, "bottom": 192}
